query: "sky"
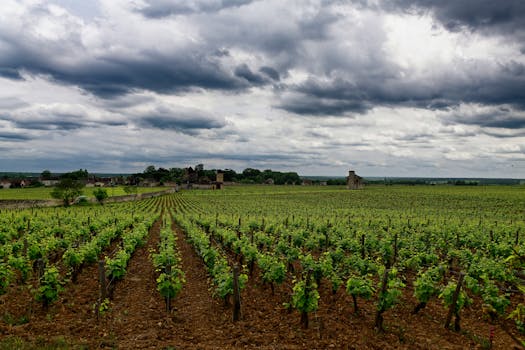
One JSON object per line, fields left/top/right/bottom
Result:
{"left": 0, "top": 0, "right": 524, "bottom": 178}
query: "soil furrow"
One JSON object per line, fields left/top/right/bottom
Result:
{"left": 102, "top": 219, "right": 171, "bottom": 349}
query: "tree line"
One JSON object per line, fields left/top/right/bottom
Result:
{"left": 130, "top": 165, "right": 301, "bottom": 185}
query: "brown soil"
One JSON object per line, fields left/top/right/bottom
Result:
{"left": 1, "top": 221, "right": 523, "bottom": 349}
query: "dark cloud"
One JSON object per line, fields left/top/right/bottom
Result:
{"left": 482, "top": 130, "right": 525, "bottom": 138}
{"left": 395, "top": 133, "right": 433, "bottom": 141}
{"left": 385, "top": 0, "right": 525, "bottom": 35}
{"left": 0, "top": 31, "right": 257, "bottom": 98}
{"left": 443, "top": 106, "right": 525, "bottom": 129}
{"left": 279, "top": 96, "right": 369, "bottom": 116}
{"left": 136, "top": 0, "right": 255, "bottom": 18}
{"left": 259, "top": 66, "right": 280, "bottom": 81}
{"left": 0, "top": 67, "right": 23, "bottom": 80}
{"left": 234, "top": 64, "right": 267, "bottom": 85}
{"left": 54, "top": 53, "right": 250, "bottom": 98}
{"left": 0, "top": 131, "right": 32, "bottom": 141}
{"left": 0, "top": 107, "right": 126, "bottom": 131}
{"left": 135, "top": 106, "right": 226, "bottom": 133}
{"left": 278, "top": 61, "right": 525, "bottom": 117}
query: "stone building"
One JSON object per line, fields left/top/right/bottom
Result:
{"left": 346, "top": 170, "right": 364, "bottom": 190}
{"left": 213, "top": 171, "right": 224, "bottom": 189}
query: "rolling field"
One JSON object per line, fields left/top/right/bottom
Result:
{"left": 0, "top": 185, "right": 524, "bottom": 349}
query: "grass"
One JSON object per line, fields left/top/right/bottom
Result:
{"left": 0, "top": 186, "right": 167, "bottom": 200}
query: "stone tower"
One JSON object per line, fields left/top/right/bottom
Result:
{"left": 346, "top": 170, "right": 364, "bottom": 190}
{"left": 216, "top": 171, "right": 224, "bottom": 183}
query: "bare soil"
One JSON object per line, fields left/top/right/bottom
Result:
{"left": 1, "top": 221, "right": 522, "bottom": 349}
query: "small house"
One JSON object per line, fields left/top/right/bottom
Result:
{"left": 0, "top": 179, "right": 12, "bottom": 189}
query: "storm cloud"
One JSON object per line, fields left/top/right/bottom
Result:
{"left": 278, "top": 61, "right": 525, "bottom": 116}
{"left": 385, "top": 0, "right": 525, "bottom": 34}
{"left": 135, "top": 106, "right": 226, "bottom": 133}
{"left": 0, "top": 1, "right": 523, "bottom": 177}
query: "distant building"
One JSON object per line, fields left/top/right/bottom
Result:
{"left": 212, "top": 171, "right": 224, "bottom": 189}
{"left": 2, "top": 179, "right": 31, "bottom": 188}
{"left": 0, "top": 179, "right": 11, "bottom": 188}
{"left": 302, "top": 179, "right": 313, "bottom": 186}
{"left": 346, "top": 170, "right": 364, "bottom": 190}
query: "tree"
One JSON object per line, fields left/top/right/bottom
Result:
{"left": 51, "top": 178, "right": 84, "bottom": 206}
{"left": 93, "top": 188, "right": 108, "bottom": 205}
{"left": 61, "top": 169, "right": 88, "bottom": 181}
{"left": 144, "top": 165, "right": 156, "bottom": 177}
{"left": 242, "top": 168, "right": 261, "bottom": 179}
{"left": 41, "top": 170, "right": 52, "bottom": 180}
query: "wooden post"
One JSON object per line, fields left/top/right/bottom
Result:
{"left": 165, "top": 264, "right": 172, "bottom": 312}
{"left": 361, "top": 234, "right": 365, "bottom": 260}
{"left": 393, "top": 233, "right": 398, "bottom": 264}
{"left": 375, "top": 268, "right": 390, "bottom": 332}
{"left": 23, "top": 238, "right": 28, "bottom": 257}
{"left": 98, "top": 260, "right": 107, "bottom": 300}
{"left": 36, "top": 258, "right": 45, "bottom": 280}
{"left": 444, "top": 272, "right": 465, "bottom": 330}
{"left": 301, "top": 270, "right": 313, "bottom": 329}
{"left": 232, "top": 265, "right": 241, "bottom": 322}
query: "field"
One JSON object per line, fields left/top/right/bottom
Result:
{"left": 0, "top": 186, "right": 167, "bottom": 201}
{"left": 0, "top": 185, "right": 524, "bottom": 349}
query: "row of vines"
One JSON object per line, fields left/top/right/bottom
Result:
{"left": 0, "top": 196, "right": 162, "bottom": 311}
{"left": 169, "top": 185, "right": 525, "bottom": 346}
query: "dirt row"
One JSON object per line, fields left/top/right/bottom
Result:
{"left": 0, "top": 219, "right": 522, "bottom": 349}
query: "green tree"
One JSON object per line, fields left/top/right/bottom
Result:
{"left": 93, "top": 188, "right": 108, "bottom": 205}
{"left": 41, "top": 170, "right": 52, "bottom": 180}
{"left": 61, "top": 169, "right": 88, "bottom": 180}
{"left": 50, "top": 178, "right": 84, "bottom": 206}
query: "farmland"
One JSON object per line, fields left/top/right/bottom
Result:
{"left": 0, "top": 186, "right": 167, "bottom": 201}
{"left": 0, "top": 185, "right": 524, "bottom": 349}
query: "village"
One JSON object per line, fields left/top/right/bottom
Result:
{"left": 0, "top": 166, "right": 365, "bottom": 190}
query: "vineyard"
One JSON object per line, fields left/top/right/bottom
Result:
{"left": 0, "top": 185, "right": 524, "bottom": 349}
{"left": 0, "top": 186, "right": 167, "bottom": 201}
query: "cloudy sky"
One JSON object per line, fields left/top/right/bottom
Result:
{"left": 1, "top": 0, "right": 524, "bottom": 177}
